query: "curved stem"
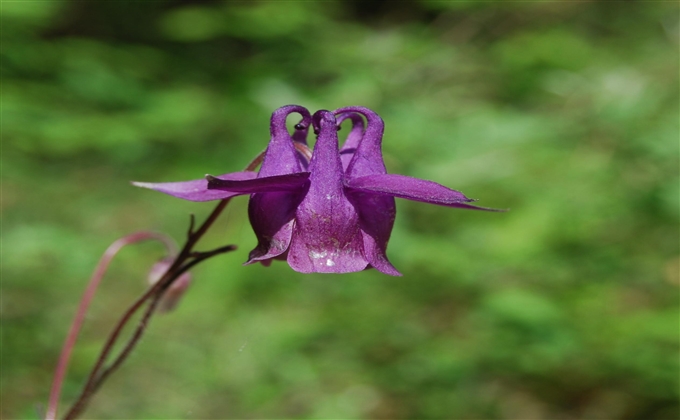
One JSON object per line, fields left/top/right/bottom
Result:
{"left": 90, "top": 245, "right": 236, "bottom": 396}
{"left": 61, "top": 200, "right": 241, "bottom": 418}
{"left": 60, "top": 271, "right": 169, "bottom": 420}
{"left": 46, "top": 232, "right": 176, "bottom": 420}
{"left": 58, "top": 156, "right": 263, "bottom": 420}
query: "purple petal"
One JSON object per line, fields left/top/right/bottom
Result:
{"left": 262, "top": 105, "right": 311, "bottom": 175}
{"left": 346, "top": 191, "right": 401, "bottom": 276}
{"left": 345, "top": 173, "right": 477, "bottom": 206}
{"left": 208, "top": 172, "right": 309, "bottom": 193}
{"left": 334, "top": 107, "right": 401, "bottom": 275}
{"left": 245, "top": 192, "right": 303, "bottom": 264}
{"left": 247, "top": 105, "right": 312, "bottom": 262}
{"left": 132, "top": 171, "right": 257, "bottom": 202}
{"left": 336, "top": 112, "right": 365, "bottom": 171}
{"left": 287, "top": 110, "right": 369, "bottom": 273}
{"left": 334, "top": 106, "right": 387, "bottom": 179}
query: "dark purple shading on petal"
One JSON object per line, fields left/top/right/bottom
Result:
{"left": 287, "top": 110, "right": 368, "bottom": 273}
{"left": 247, "top": 105, "right": 312, "bottom": 263}
{"left": 336, "top": 112, "right": 365, "bottom": 171}
{"left": 247, "top": 190, "right": 306, "bottom": 263}
{"left": 207, "top": 172, "right": 310, "bottom": 193}
{"left": 132, "top": 171, "right": 257, "bottom": 202}
{"left": 334, "top": 106, "right": 400, "bottom": 276}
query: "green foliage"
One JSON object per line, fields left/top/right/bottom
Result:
{"left": 3, "top": 1, "right": 678, "bottom": 419}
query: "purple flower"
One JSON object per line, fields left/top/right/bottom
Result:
{"left": 135, "top": 105, "right": 500, "bottom": 276}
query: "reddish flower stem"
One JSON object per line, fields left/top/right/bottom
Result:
{"left": 55, "top": 153, "right": 265, "bottom": 420}
{"left": 90, "top": 244, "right": 236, "bottom": 396}
{"left": 61, "top": 200, "right": 231, "bottom": 420}
{"left": 45, "top": 232, "right": 176, "bottom": 420}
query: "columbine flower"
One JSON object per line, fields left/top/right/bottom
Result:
{"left": 135, "top": 105, "right": 499, "bottom": 276}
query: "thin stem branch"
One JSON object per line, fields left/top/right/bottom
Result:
{"left": 89, "top": 245, "right": 235, "bottom": 395}
{"left": 61, "top": 201, "right": 230, "bottom": 420}
{"left": 46, "top": 232, "right": 176, "bottom": 420}
{"left": 89, "top": 291, "right": 163, "bottom": 395}
{"left": 57, "top": 153, "right": 265, "bottom": 420}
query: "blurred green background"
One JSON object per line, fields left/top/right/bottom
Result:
{"left": 3, "top": 1, "right": 678, "bottom": 419}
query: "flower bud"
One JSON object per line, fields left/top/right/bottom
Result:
{"left": 147, "top": 258, "right": 192, "bottom": 313}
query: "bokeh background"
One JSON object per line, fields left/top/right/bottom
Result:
{"left": 3, "top": 1, "right": 678, "bottom": 419}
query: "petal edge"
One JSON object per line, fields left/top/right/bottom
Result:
{"left": 346, "top": 174, "right": 476, "bottom": 206}
{"left": 132, "top": 171, "right": 258, "bottom": 202}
